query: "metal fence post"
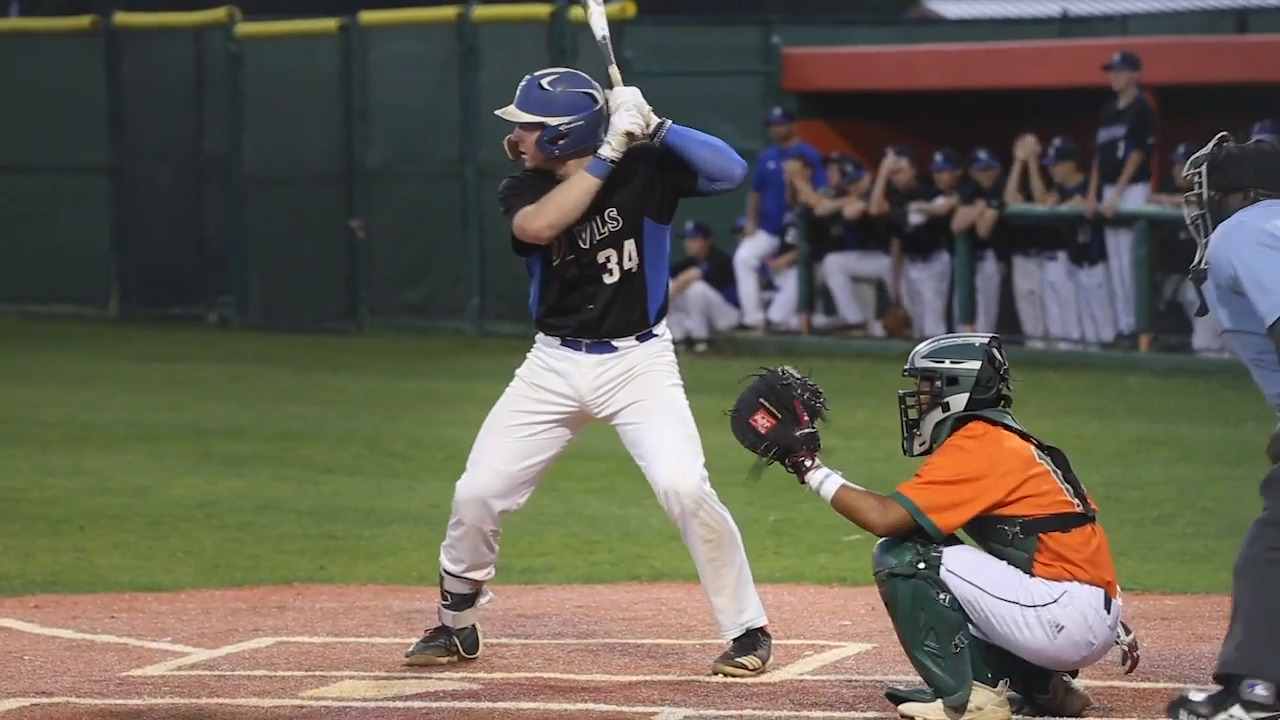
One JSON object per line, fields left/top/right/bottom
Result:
{"left": 345, "top": 16, "right": 370, "bottom": 330}
{"left": 549, "top": 0, "right": 571, "bottom": 67}
{"left": 459, "top": 1, "right": 484, "bottom": 335}
{"left": 223, "top": 19, "right": 249, "bottom": 327}
{"left": 795, "top": 208, "right": 813, "bottom": 334}
{"left": 1133, "top": 219, "right": 1153, "bottom": 351}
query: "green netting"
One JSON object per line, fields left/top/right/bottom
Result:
{"left": 239, "top": 33, "right": 356, "bottom": 331}
{"left": 111, "top": 27, "right": 231, "bottom": 315}
{"left": 0, "top": 33, "right": 111, "bottom": 309}
{"left": 361, "top": 25, "right": 468, "bottom": 325}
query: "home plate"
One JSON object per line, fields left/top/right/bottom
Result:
{"left": 301, "top": 679, "right": 482, "bottom": 699}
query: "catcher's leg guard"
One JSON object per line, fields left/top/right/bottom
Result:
{"left": 404, "top": 574, "right": 484, "bottom": 666}
{"left": 872, "top": 537, "right": 987, "bottom": 712}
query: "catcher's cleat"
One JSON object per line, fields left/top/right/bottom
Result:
{"left": 711, "top": 626, "right": 772, "bottom": 677}
{"left": 886, "top": 687, "right": 1030, "bottom": 715}
{"left": 896, "top": 679, "right": 1013, "bottom": 720}
{"left": 1167, "top": 678, "right": 1280, "bottom": 720}
{"left": 1033, "top": 672, "right": 1093, "bottom": 717}
{"left": 403, "top": 623, "right": 482, "bottom": 666}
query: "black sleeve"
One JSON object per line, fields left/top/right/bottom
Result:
{"left": 1128, "top": 99, "right": 1157, "bottom": 155}
{"left": 497, "top": 173, "right": 546, "bottom": 258}
{"left": 670, "top": 256, "right": 697, "bottom": 279}
{"left": 702, "top": 251, "right": 735, "bottom": 288}
{"left": 957, "top": 177, "right": 978, "bottom": 204}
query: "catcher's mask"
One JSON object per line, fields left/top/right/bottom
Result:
{"left": 898, "top": 333, "right": 1011, "bottom": 457}
{"left": 1183, "top": 131, "right": 1280, "bottom": 315}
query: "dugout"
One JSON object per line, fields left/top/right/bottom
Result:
{"left": 780, "top": 33, "right": 1280, "bottom": 346}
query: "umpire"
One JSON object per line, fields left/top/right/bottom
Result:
{"left": 1086, "top": 49, "right": 1157, "bottom": 346}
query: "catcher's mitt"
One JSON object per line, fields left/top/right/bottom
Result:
{"left": 881, "top": 304, "right": 913, "bottom": 339}
{"left": 727, "top": 366, "right": 828, "bottom": 476}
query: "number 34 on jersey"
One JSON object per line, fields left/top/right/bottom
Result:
{"left": 597, "top": 237, "right": 639, "bottom": 285}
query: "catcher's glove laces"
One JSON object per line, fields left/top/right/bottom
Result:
{"left": 726, "top": 365, "right": 829, "bottom": 480}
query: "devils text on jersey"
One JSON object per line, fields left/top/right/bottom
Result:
{"left": 499, "top": 142, "right": 702, "bottom": 340}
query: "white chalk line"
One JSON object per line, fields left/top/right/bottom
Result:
{"left": 122, "top": 637, "right": 280, "bottom": 676}
{"left": 767, "top": 643, "right": 874, "bottom": 681}
{"left": 0, "top": 697, "right": 1168, "bottom": 718}
{"left": 0, "top": 699, "right": 37, "bottom": 714}
{"left": 146, "top": 668, "right": 1205, "bottom": 690}
{"left": 0, "top": 617, "right": 204, "bottom": 653}
{"left": 272, "top": 636, "right": 859, "bottom": 646}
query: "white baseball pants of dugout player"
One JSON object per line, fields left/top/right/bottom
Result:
{"left": 1040, "top": 250, "right": 1086, "bottom": 350}
{"left": 903, "top": 250, "right": 952, "bottom": 339}
{"left": 822, "top": 249, "right": 894, "bottom": 335}
{"left": 732, "top": 229, "right": 780, "bottom": 328}
{"left": 1100, "top": 182, "right": 1151, "bottom": 337}
{"left": 667, "top": 279, "right": 741, "bottom": 343}
{"left": 952, "top": 248, "right": 1002, "bottom": 335}
{"left": 1010, "top": 252, "right": 1050, "bottom": 349}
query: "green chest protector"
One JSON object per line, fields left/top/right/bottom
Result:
{"left": 937, "top": 409, "right": 1097, "bottom": 575}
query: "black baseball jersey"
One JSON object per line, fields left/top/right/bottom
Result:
{"left": 1094, "top": 93, "right": 1157, "bottom": 186}
{"left": 499, "top": 143, "right": 699, "bottom": 339}
{"left": 670, "top": 244, "right": 736, "bottom": 305}
{"left": 1053, "top": 178, "right": 1108, "bottom": 267}
{"left": 1153, "top": 175, "right": 1197, "bottom": 274}
{"left": 885, "top": 180, "right": 952, "bottom": 259}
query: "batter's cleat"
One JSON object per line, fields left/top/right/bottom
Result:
{"left": 1168, "top": 678, "right": 1280, "bottom": 720}
{"left": 711, "top": 626, "right": 772, "bottom": 677}
{"left": 403, "top": 623, "right": 482, "bottom": 666}
{"left": 896, "top": 680, "right": 1013, "bottom": 720}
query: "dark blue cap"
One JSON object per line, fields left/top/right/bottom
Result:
{"left": 1102, "top": 50, "right": 1143, "bottom": 72}
{"left": 929, "top": 147, "right": 962, "bottom": 172}
{"left": 1251, "top": 119, "right": 1278, "bottom": 142}
{"left": 764, "top": 106, "right": 796, "bottom": 126}
{"left": 1043, "top": 136, "right": 1081, "bottom": 165}
{"left": 969, "top": 146, "right": 1001, "bottom": 171}
{"left": 682, "top": 219, "right": 711, "bottom": 239}
{"left": 1169, "top": 142, "right": 1196, "bottom": 165}
{"left": 826, "top": 151, "right": 867, "bottom": 182}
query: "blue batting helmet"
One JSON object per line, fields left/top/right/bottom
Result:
{"left": 494, "top": 67, "right": 607, "bottom": 160}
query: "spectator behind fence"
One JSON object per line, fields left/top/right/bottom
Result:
{"left": 667, "top": 219, "right": 741, "bottom": 354}
{"left": 821, "top": 155, "right": 898, "bottom": 337}
{"left": 871, "top": 145, "right": 956, "bottom": 339}
{"left": 1087, "top": 49, "right": 1157, "bottom": 344}
{"left": 950, "top": 146, "right": 1005, "bottom": 336}
{"left": 735, "top": 106, "right": 825, "bottom": 331}
{"left": 1148, "top": 143, "right": 1228, "bottom": 357}
{"left": 1040, "top": 135, "right": 1117, "bottom": 351}
{"left": 1007, "top": 134, "right": 1081, "bottom": 350}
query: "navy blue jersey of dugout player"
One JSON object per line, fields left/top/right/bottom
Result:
{"left": 498, "top": 142, "right": 701, "bottom": 340}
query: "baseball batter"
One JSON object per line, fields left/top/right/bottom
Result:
{"left": 403, "top": 67, "right": 773, "bottom": 678}
{"left": 1166, "top": 133, "right": 1280, "bottom": 720}
{"left": 728, "top": 333, "right": 1137, "bottom": 720}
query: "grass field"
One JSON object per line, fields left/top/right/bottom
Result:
{"left": 1, "top": 316, "right": 1273, "bottom": 598}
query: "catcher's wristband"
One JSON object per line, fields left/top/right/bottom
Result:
{"left": 648, "top": 117, "right": 673, "bottom": 145}
{"left": 805, "top": 466, "right": 852, "bottom": 504}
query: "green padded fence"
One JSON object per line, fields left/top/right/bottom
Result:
{"left": 0, "top": 16, "right": 112, "bottom": 312}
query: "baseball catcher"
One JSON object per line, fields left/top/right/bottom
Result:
{"left": 729, "top": 333, "right": 1140, "bottom": 720}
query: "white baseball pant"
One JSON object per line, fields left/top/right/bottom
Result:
{"left": 1041, "top": 250, "right": 1085, "bottom": 350}
{"left": 766, "top": 265, "right": 802, "bottom": 331}
{"left": 732, "top": 230, "right": 780, "bottom": 328}
{"left": 1071, "top": 262, "right": 1118, "bottom": 349}
{"left": 1101, "top": 183, "right": 1151, "bottom": 336}
{"left": 667, "top": 279, "right": 741, "bottom": 342}
{"left": 822, "top": 249, "right": 893, "bottom": 331}
{"left": 942, "top": 544, "right": 1121, "bottom": 672}
{"left": 1171, "top": 277, "right": 1227, "bottom": 355}
{"left": 961, "top": 249, "right": 1002, "bottom": 334}
{"left": 1011, "top": 253, "right": 1048, "bottom": 349}
{"left": 903, "top": 251, "right": 952, "bottom": 339}
{"left": 437, "top": 322, "right": 769, "bottom": 641}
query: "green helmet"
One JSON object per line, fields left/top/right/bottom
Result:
{"left": 898, "top": 333, "right": 1012, "bottom": 457}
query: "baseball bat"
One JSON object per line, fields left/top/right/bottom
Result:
{"left": 581, "top": 0, "right": 624, "bottom": 89}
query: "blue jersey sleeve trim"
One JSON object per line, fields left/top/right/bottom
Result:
{"left": 642, "top": 218, "right": 672, "bottom": 324}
